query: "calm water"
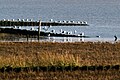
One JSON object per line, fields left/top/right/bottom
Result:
{"left": 0, "top": 0, "right": 120, "bottom": 42}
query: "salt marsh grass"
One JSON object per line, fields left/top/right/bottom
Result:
{"left": 0, "top": 42, "right": 120, "bottom": 79}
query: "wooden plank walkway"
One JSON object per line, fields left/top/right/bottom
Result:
{"left": 0, "top": 20, "right": 88, "bottom": 26}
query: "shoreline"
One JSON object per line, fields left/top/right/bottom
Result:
{"left": 0, "top": 33, "right": 119, "bottom": 42}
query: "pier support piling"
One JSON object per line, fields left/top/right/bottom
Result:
{"left": 38, "top": 20, "right": 41, "bottom": 41}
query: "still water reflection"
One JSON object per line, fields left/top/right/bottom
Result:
{"left": 0, "top": 34, "right": 115, "bottom": 43}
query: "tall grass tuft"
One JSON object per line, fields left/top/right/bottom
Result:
{"left": 0, "top": 42, "right": 120, "bottom": 67}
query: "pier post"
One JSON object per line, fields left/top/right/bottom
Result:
{"left": 38, "top": 20, "right": 41, "bottom": 41}
{"left": 26, "top": 34, "right": 29, "bottom": 41}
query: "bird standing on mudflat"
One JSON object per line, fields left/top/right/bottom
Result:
{"left": 114, "top": 35, "right": 117, "bottom": 41}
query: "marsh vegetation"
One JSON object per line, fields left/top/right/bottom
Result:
{"left": 0, "top": 42, "right": 120, "bottom": 79}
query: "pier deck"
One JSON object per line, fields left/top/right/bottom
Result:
{"left": 0, "top": 20, "right": 88, "bottom": 26}
{"left": 0, "top": 27, "right": 100, "bottom": 38}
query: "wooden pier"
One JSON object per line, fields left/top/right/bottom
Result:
{"left": 0, "top": 20, "right": 88, "bottom": 26}
{"left": 0, "top": 19, "right": 89, "bottom": 41}
{"left": 0, "top": 27, "right": 100, "bottom": 38}
{"left": 0, "top": 27, "right": 48, "bottom": 36}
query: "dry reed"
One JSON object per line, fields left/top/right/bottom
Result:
{"left": 0, "top": 42, "right": 120, "bottom": 67}
{"left": 0, "top": 42, "right": 120, "bottom": 79}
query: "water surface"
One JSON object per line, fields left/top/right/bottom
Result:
{"left": 0, "top": 0, "right": 120, "bottom": 42}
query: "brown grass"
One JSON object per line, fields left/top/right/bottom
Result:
{"left": 0, "top": 42, "right": 120, "bottom": 67}
{"left": 0, "top": 42, "right": 120, "bottom": 79}
{"left": 0, "top": 70, "right": 120, "bottom": 80}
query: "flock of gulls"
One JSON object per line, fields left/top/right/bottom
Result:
{"left": 0, "top": 18, "right": 110, "bottom": 42}
{"left": 0, "top": 19, "right": 118, "bottom": 41}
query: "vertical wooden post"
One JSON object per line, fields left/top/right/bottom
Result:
{"left": 26, "top": 34, "right": 29, "bottom": 41}
{"left": 38, "top": 20, "right": 41, "bottom": 41}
